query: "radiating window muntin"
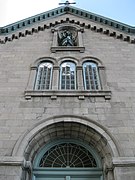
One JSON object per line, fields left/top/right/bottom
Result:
{"left": 35, "top": 62, "right": 53, "bottom": 90}
{"left": 83, "top": 61, "right": 101, "bottom": 90}
{"left": 60, "top": 61, "right": 76, "bottom": 90}
{"left": 39, "top": 143, "right": 97, "bottom": 168}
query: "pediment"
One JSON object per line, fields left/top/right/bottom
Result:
{"left": 0, "top": 6, "right": 135, "bottom": 44}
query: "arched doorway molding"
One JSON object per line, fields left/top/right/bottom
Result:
{"left": 12, "top": 115, "right": 121, "bottom": 161}
{"left": 12, "top": 115, "right": 122, "bottom": 180}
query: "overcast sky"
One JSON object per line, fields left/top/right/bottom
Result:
{"left": 0, "top": 0, "right": 135, "bottom": 27}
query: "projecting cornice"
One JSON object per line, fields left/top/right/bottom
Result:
{"left": 0, "top": 6, "right": 135, "bottom": 44}
{"left": 0, "top": 18, "right": 135, "bottom": 44}
{"left": 0, "top": 6, "right": 135, "bottom": 36}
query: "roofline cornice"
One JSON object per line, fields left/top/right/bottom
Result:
{"left": 0, "top": 6, "right": 66, "bottom": 35}
{"left": 69, "top": 6, "right": 135, "bottom": 34}
{"left": 0, "top": 18, "right": 135, "bottom": 44}
{"left": 0, "top": 6, "right": 135, "bottom": 36}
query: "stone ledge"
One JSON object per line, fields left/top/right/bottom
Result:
{"left": 0, "top": 156, "right": 24, "bottom": 166}
{"left": 0, "top": 156, "right": 32, "bottom": 171}
{"left": 113, "top": 157, "right": 135, "bottom": 167}
{"left": 24, "top": 90, "right": 111, "bottom": 100}
{"left": 51, "top": 46, "right": 85, "bottom": 53}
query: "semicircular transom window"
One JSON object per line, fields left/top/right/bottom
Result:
{"left": 39, "top": 143, "right": 97, "bottom": 168}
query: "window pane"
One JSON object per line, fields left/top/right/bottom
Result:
{"left": 35, "top": 62, "right": 53, "bottom": 90}
{"left": 83, "top": 62, "right": 101, "bottom": 90}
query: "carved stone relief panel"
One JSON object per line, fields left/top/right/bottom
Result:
{"left": 51, "top": 23, "right": 85, "bottom": 52}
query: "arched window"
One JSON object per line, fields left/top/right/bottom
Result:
{"left": 35, "top": 62, "right": 53, "bottom": 90}
{"left": 25, "top": 58, "right": 111, "bottom": 100}
{"left": 33, "top": 139, "right": 103, "bottom": 180}
{"left": 60, "top": 61, "right": 76, "bottom": 90}
{"left": 39, "top": 143, "right": 97, "bottom": 168}
{"left": 83, "top": 61, "right": 101, "bottom": 90}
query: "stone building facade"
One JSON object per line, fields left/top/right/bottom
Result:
{"left": 0, "top": 5, "right": 135, "bottom": 180}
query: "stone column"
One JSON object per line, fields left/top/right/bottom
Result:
{"left": 51, "top": 29, "right": 58, "bottom": 53}
{"left": 27, "top": 67, "right": 37, "bottom": 90}
{"left": 52, "top": 66, "right": 59, "bottom": 90}
{"left": 52, "top": 31, "right": 57, "bottom": 46}
{"left": 78, "top": 30, "right": 83, "bottom": 47}
{"left": 77, "top": 66, "right": 84, "bottom": 90}
{"left": 98, "top": 66, "right": 108, "bottom": 90}
{"left": 105, "top": 168, "right": 114, "bottom": 180}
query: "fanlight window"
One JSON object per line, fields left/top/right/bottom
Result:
{"left": 83, "top": 62, "right": 101, "bottom": 90}
{"left": 60, "top": 62, "right": 76, "bottom": 90}
{"left": 39, "top": 143, "right": 97, "bottom": 168}
{"left": 35, "top": 62, "right": 53, "bottom": 90}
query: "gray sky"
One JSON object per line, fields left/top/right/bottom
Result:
{"left": 0, "top": 0, "right": 134, "bottom": 27}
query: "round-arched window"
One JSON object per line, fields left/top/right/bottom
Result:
{"left": 33, "top": 139, "right": 103, "bottom": 180}
{"left": 83, "top": 61, "right": 101, "bottom": 90}
{"left": 60, "top": 61, "right": 76, "bottom": 90}
{"left": 39, "top": 142, "right": 97, "bottom": 168}
{"left": 35, "top": 62, "right": 53, "bottom": 90}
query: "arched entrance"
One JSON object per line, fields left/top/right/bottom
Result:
{"left": 33, "top": 139, "right": 103, "bottom": 180}
{"left": 12, "top": 115, "right": 121, "bottom": 180}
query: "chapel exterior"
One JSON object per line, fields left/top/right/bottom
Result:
{"left": 0, "top": 3, "right": 135, "bottom": 180}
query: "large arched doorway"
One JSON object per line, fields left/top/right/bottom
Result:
{"left": 12, "top": 115, "right": 120, "bottom": 180}
{"left": 33, "top": 139, "right": 103, "bottom": 180}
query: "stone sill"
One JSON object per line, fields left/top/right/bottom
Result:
{"left": 51, "top": 46, "right": 85, "bottom": 53}
{"left": 24, "top": 90, "right": 111, "bottom": 100}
